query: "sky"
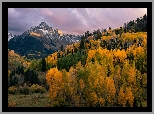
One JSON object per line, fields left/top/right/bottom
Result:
{"left": 8, "top": 8, "right": 147, "bottom": 36}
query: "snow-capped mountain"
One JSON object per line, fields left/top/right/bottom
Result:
{"left": 23, "top": 22, "right": 81, "bottom": 44}
{"left": 8, "top": 22, "right": 81, "bottom": 58}
{"left": 8, "top": 33, "right": 14, "bottom": 41}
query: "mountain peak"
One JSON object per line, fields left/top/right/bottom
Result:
{"left": 40, "top": 22, "right": 47, "bottom": 25}
{"left": 8, "top": 33, "right": 14, "bottom": 41}
{"left": 38, "top": 22, "right": 49, "bottom": 29}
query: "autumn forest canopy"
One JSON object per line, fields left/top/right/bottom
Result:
{"left": 8, "top": 14, "right": 147, "bottom": 107}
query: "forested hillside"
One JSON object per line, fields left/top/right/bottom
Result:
{"left": 45, "top": 32, "right": 147, "bottom": 107}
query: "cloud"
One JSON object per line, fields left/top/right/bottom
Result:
{"left": 8, "top": 8, "right": 147, "bottom": 35}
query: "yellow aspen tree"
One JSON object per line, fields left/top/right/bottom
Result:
{"left": 46, "top": 68, "right": 64, "bottom": 101}
{"left": 118, "top": 87, "right": 126, "bottom": 107}
{"left": 125, "top": 87, "right": 134, "bottom": 107}
{"left": 105, "top": 77, "right": 116, "bottom": 106}
{"left": 87, "top": 92, "right": 98, "bottom": 107}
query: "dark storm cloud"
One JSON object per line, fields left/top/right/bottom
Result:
{"left": 8, "top": 8, "right": 147, "bottom": 35}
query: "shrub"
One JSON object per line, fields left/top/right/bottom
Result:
{"left": 30, "top": 84, "right": 46, "bottom": 94}
{"left": 19, "top": 86, "right": 30, "bottom": 95}
{"left": 38, "top": 75, "right": 46, "bottom": 86}
{"left": 8, "top": 102, "right": 16, "bottom": 107}
{"left": 8, "top": 86, "right": 17, "bottom": 95}
{"left": 24, "top": 69, "right": 38, "bottom": 84}
{"left": 38, "top": 74, "right": 49, "bottom": 91}
{"left": 9, "top": 74, "right": 24, "bottom": 87}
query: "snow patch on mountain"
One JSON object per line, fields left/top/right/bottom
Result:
{"left": 42, "top": 29, "right": 49, "bottom": 35}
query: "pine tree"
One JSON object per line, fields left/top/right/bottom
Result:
{"left": 60, "top": 45, "right": 64, "bottom": 52}
{"left": 41, "top": 58, "right": 47, "bottom": 72}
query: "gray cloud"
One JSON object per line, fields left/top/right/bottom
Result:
{"left": 8, "top": 8, "right": 147, "bottom": 35}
